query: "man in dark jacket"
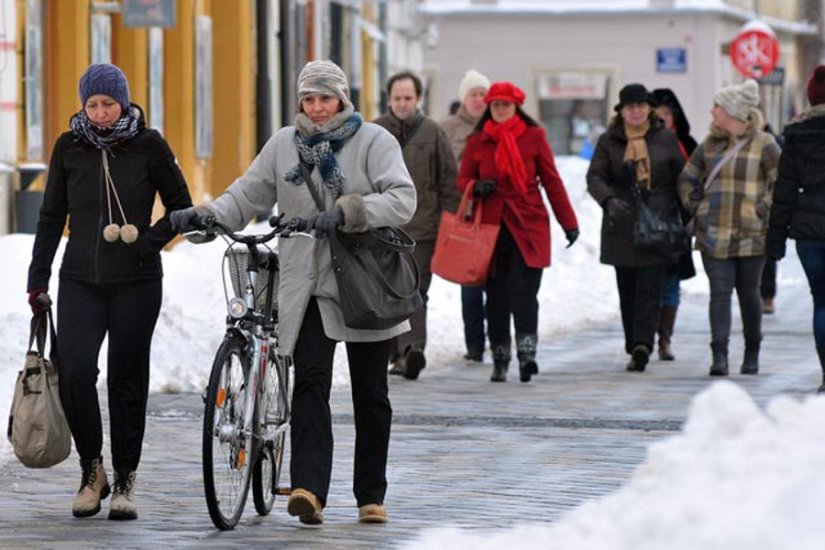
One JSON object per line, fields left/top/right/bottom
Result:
{"left": 374, "top": 71, "right": 460, "bottom": 379}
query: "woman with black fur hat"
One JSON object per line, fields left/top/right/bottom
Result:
{"left": 651, "top": 88, "right": 698, "bottom": 362}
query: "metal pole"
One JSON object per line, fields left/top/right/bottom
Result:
{"left": 349, "top": 1, "right": 361, "bottom": 111}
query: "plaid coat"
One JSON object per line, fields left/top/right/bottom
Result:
{"left": 678, "top": 111, "right": 781, "bottom": 259}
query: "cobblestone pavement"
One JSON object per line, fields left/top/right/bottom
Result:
{"left": 1, "top": 258, "right": 819, "bottom": 549}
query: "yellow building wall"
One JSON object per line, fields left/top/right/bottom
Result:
{"left": 210, "top": 0, "right": 256, "bottom": 198}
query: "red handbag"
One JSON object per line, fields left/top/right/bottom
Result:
{"left": 431, "top": 182, "right": 500, "bottom": 286}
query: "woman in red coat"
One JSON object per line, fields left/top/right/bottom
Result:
{"left": 458, "top": 82, "right": 579, "bottom": 383}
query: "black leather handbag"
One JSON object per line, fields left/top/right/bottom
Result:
{"left": 301, "top": 164, "right": 423, "bottom": 330}
{"left": 632, "top": 184, "right": 689, "bottom": 260}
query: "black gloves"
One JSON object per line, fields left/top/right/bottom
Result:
{"left": 604, "top": 197, "right": 632, "bottom": 223}
{"left": 170, "top": 205, "right": 216, "bottom": 233}
{"left": 306, "top": 207, "right": 345, "bottom": 238}
{"left": 565, "top": 229, "right": 580, "bottom": 248}
{"left": 473, "top": 179, "right": 497, "bottom": 197}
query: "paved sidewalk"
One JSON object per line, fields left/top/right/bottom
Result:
{"left": 1, "top": 258, "right": 819, "bottom": 549}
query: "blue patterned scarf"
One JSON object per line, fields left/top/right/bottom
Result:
{"left": 286, "top": 106, "right": 362, "bottom": 200}
{"left": 70, "top": 106, "right": 141, "bottom": 150}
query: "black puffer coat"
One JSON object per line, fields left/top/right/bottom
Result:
{"left": 767, "top": 105, "right": 825, "bottom": 258}
{"left": 28, "top": 107, "right": 192, "bottom": 289}
{"left": 586, "top": 116, "right": 686, "bottom": 267}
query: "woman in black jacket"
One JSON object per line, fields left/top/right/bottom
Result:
{"left": 586, "top": 84, "right": 686, "bottom": 372}
{"left": 26, "top": 64, "right": 192, "bottom": 519}
{"left": 767, "top": 65, "right": 825, "bottom": 393}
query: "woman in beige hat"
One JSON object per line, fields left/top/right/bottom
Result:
{"left": 678, "top": 79, "right": 781, "bottom": 376}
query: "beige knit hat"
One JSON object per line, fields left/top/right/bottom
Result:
{"left": 458, "top": 69, "right": 491, "bottom": 101}
{"left": 714, "top": 79, "right": 760, "bottom": 121}
{"left": 297, "top": 60, "right": 352, "bottom": 109}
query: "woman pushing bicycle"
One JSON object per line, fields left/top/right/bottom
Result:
{"left": 171, "top": 60, "right": 416, "bottom": 525}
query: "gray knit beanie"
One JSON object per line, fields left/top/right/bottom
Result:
{"left": 78, "top": 63, "right": 131, "bottom": 109}
{"left": 714, "top": 79, "right": 759, "bottom": 121}
{"left": 297, "top": 60, "right": 352, "bottom": 110}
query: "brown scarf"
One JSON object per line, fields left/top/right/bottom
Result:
{"left": 623, "top": 120, "right": 651, "bottom": 190}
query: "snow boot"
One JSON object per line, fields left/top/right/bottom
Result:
{"left": 657, "top": 305, "right": 677, "bottom": 361}
{"left": 73, "top": 456, "right": 110, "bottom": 518}
{"left": 740, "top": 339, "right": 761, "bottom": 375}
{"left": 490, "top": 342, "right": 510, "bottom": 382}
{"left": 516, "top": 333, "right": 538, "bottom": 383}
{"left": 108, "top": 470, "right": 138, "bottom": 520}
{"left": 709, "top": 341, "right": 729, "bottom": 376}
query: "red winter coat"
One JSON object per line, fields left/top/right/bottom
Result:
{"left": 458, "top": 125, "right": 578, "bottom": 268}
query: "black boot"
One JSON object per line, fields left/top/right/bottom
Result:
{"left": 626, "top": 344, "right": 650, "bottom": 372}
{"left": 740, "top": 339, "right": 760, "bottom": 375}
{"left": 490, "top": 342, "right": 510, "bottom": 382}
{"left": 816, "top": 346, "right": 825, "bottom": 393}
{"left": 516, "top": 333, "right": 538, "bottom": 383}
{"left": 709, "top": 341, "right": 728, "bottom": 376}
{"left": 658, "top": 305, "right": 677, "bottom": 361}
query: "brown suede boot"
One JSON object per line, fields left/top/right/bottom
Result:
{"left": 358, "top": 503, "right": 388, "bottom": 523}
{"left": 73, "top": 456, "right": 110, "bottom": 518}
{"left": 658, "top": 305, "right": 677, "bottom": 361}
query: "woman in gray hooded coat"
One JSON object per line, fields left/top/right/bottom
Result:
{"left": 172, "top": 60, "right": 416, "bottom": 525}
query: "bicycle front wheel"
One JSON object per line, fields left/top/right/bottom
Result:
{"left": 252, "top": 352, "right": 290, "bottom": 515}
{"left": 203, "top": 336, "right": 254, "bottom": 530}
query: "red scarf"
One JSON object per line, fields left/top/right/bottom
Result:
{"left": 482, "top": 116, "right": 528, "bottom": 194}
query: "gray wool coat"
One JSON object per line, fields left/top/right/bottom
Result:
{"left": 209, "top": 122, "right": 417, "bottom": 356}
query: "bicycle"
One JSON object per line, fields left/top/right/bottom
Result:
{"left": 189, "top": 215, "right": 294, "bottom": 530}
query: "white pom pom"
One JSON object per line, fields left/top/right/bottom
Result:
{"left": 119, "top": 224, "right": 139, "bottom": 244}
{"left": 103, "top": 224, "right": 121, "bottom": 242}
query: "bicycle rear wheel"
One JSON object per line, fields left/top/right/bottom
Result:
{"left": 203, "top": 336, "right": 254, "bottom": 530}
{"left": 252, "top": 352, "right": 290, "bottom": 515}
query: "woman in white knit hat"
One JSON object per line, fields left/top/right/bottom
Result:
{"left": 171, "top": 60, "right": 416, "bottom": 525}
{"left": 440, "top": 69, "right": 495, "bottom": 362}
{"left": 678, "top": 79, "right": 781, "bottom": 376}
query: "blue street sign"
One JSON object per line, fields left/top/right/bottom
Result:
{"left": 656, "top": 48, "right": 687, "bottom": 73}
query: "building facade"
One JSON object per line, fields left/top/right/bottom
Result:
{"left": 420, "top": 0, "right": 822, "bottom": 156}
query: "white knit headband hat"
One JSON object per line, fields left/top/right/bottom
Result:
{"left": 458, "top": 69, "right": 491, "bottom": 101}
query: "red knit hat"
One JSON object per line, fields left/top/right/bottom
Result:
{"left": 807, "top": 65, "right": 825, "bottom": 106}
{"left": 484, "top": 82, "right": 526, "bottom": 106}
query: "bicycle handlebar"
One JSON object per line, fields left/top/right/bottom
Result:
{"left": 189, "top": 214, "right": 287, "bottom": 245}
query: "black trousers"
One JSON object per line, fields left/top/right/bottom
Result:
{"left": 291, "top": 298, "right": 392, "bottom": 507}
{"left": 485, "top": 226, "right": 543, "bottom": 345}
{"left": 56, "top": 278, "right": 162, "bottom": 473}
{"left": 614, "top": 265, "right": 666, "bottom": 354}
{"left": 701, "top": 254, "right": 765, "bottom": 344}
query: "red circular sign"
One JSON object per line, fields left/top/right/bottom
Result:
{"left": 730, "top": 21, "right": 780, "bottom": 79}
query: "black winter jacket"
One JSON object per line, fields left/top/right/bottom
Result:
{"left": 767, "top": 106, "right": 825, "bottom": 259}
{"left": 28, "top": 111, "right": 192, "bottom": 290}
{"left": 586, "top": 116, "right": 686, "bottom": 267}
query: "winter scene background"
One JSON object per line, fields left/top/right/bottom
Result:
{"left": 2, "top": 156, "right": 825, "bottom": 548}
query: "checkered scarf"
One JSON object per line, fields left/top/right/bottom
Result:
{"left": 286, "top": 106, "right": 362, "bottom": 200}
{"left": 70, "top": 107, "right": 140, "bottom": 150}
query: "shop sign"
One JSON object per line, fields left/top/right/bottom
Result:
{"left": 730, "top": 20, "right": 779, "bottom": 79}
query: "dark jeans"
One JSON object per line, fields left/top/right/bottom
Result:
{"left": 461, "top": 285, "right": 486, "bottom": 354}
{"left": 390, "top": 239, "right": 434, "bottom": 360}
{"left": 701, "top": 253, "right": 765, "bottom": 344}
{"left": 485, "top": 227, "right": 542, "bottom": 345}
{"left": 796, "top": 240, "right": 825, "bottom": 347}
{"left": 291, "top": 298, "right": 391, "bottom": 507}
{"left": 56, "top": 278, "right": 162, "bottom": 473}
{"left": 761, "top": 257, "right": 777, "bottom": 299}
{"left": 615, "top": 265, "right": 666, "bottom": 353}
